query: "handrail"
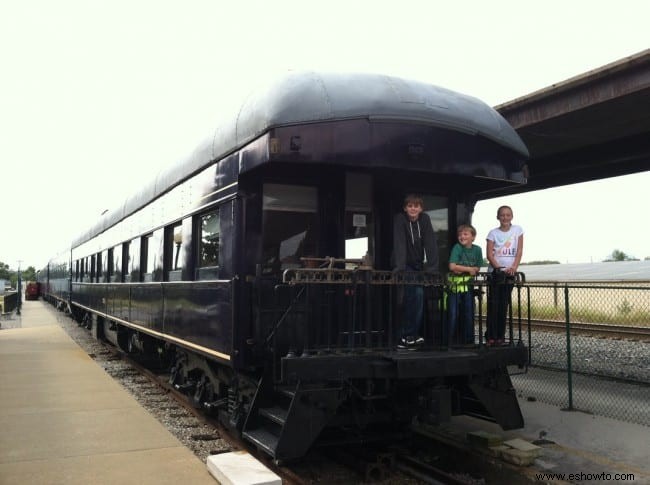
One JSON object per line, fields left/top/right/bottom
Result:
{"left": 283, "top": 267, "right": 445, "bottom": 286}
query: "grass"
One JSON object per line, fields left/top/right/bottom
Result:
{"left": 507, "top": 283, "right": 650, "bottom": 327}
{"left": 511, "top": 302, "right": 650, "bottom": 326}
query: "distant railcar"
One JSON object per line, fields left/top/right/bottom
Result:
{"left": 40, "top": 71, "right": 529, "bottom": 461}
{"left": 24, "top": 281, "right": 40, "bottom": 300}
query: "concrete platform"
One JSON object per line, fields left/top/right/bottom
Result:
{"left": 207, "top": 451, "right": 280, "bottom": 485}
{"left": 431, "top": 398, "right": 650, "bottom": 483}
{"left": 0, "top": 301, "right": 216, "bottom": 485}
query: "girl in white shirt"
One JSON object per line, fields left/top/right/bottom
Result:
{"left": 485, "top": 206, "right": 524, "bottom": 344}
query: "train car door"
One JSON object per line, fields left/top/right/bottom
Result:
{"left": 344, "top": 173, "right": 373, "bottom": 263}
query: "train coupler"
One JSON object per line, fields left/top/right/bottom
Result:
{"left": 174, "top": 381, "right": 196, "bottom": 393}
{"left": 203, "top": 398, "right": 228, "bottom": 411}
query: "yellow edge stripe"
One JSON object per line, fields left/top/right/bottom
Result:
{"left": 72, "top": 301, "right": 231, "bottom": 362}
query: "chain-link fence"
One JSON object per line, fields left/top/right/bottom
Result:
{"left": 509, "top": 281, "right": 650, "bottom": 426}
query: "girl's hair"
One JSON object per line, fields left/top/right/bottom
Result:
{"left": 497, "top": 205, "right": 513, "bottom": 216}
{"left": 457, "top": 224, "right": 476, "bottom": 236}
{"left": 403, "top": 194, "right": 424, "bottom": 207}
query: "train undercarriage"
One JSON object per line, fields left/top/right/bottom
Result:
{"left": 69, "top": 305, "right": 525, "bottom": 462}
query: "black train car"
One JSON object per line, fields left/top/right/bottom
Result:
{"left": 45, "top": 72, "right": 530, "bottom": 461}
{"left": 39, "top": 249, "right": 71, "bottom": 311}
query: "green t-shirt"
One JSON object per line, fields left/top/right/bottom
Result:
{"left": 449, "top": 243, "right": 483, "bottom": 268}
{"left": 448, "top": 243, "right": 483, "bottom": 292}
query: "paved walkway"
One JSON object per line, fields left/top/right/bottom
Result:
{"left": 0, "top": 300, "right": 216, "bottom": 485}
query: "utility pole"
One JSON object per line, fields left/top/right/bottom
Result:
{"left": 16, "top": 260, "right": 22, "bottom": 316}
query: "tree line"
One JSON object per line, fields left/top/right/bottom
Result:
{"left": 0, "top": 261, "right": 37, "bottom": 288}
{"left": 603, "top": 249, "right": 646, "bottom": 262}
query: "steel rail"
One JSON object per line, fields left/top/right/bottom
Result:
{"left": 528, "top": 319, "right": 650, "bottom": 340}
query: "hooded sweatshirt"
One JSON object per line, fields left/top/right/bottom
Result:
{"left": 393, "top": 211, "right": 439, "bottom": 273}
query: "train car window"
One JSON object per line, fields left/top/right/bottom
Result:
{"left": 74, "top": 260, "right": 79, "bottom": 282}
{"left": 105, "top": 248, "right": 114, "bottom": 282}
{"left": 262, "top": 183, "right": 317, "bottom": 274}
{"left": 196, "top": 210, "right": 220, "bottom": 280}
{"left": 143, "top": 230, "right": 164, "bottom": 282}
{"left": 345, "top": 173, "right": 373, "bottom": 262}
{"left": 151, "top": 229, "right": 164, "bottom": 282}
{"left": 141, "top": 234, "right": 151, "bottom": 281}
{"left": 96, "top": 252, "right": 103, "bottom": 283}
{"left": 165, "top": 222, "right": 184, "bottom": 281}
{"left": 119, "top": 242, "right": 128, "bottom": 282}
{"left": 127, "top": 237, "right": 141, "bottom": 282}
{"left": 90, "top": 255, "right": 96, "bottom": 283}
{"left": 180, "top": 217, "right": 193, "bottom": 280}
{"left": 109, "top": 246, "right": 118, "bottom": 282}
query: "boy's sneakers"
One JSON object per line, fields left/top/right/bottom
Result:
{"left": 398, "top": 336, "right": 424, "bottom": 350}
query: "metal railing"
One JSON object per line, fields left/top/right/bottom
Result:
{"left": 273, "top": 267, "right": 650, "bottom": 425}
{"left": 266, "top": 265, "right": 528, "bottom": 353}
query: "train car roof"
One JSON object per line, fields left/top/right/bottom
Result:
{"left": 73, "top": 71, "right": 529, "bottom": 247}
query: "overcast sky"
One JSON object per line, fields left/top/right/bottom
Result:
{"left": 1, "top": 0, "right": 649, "bottom": 270}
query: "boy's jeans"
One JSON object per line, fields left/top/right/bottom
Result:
{"left": 446, "top": 290, "right": 474, "bottom": 344}
{"left": 402, "top": 284, "right": 423, "bottom": 338}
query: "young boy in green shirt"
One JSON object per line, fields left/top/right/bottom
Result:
{"left": 447, "top": 224, "right": 483, "bottom": 344}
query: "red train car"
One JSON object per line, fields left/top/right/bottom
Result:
{"left": 25, "top": 281, "right": 40, "bottom": 300}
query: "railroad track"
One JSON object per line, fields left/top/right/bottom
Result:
{"left": 57, "top": 311, "right": 520, "bottom": 484}
{"left": 56, "top": 309, "right": 465, "bottom": 484}
{"left": 123, "top": 353, "right": 462, "bottom": 484}
{"left": 118, "top": 350, "right": 489, "bottom": 484}
{"left": 527, "top": 319, "right": 650, "bottom": 340}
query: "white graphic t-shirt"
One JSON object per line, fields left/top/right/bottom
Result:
{"left": 486, "top": 225, "right": 524, "bottom": 270}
